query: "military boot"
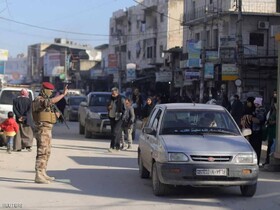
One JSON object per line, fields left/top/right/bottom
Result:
{"left": 42, "top": 169, "right": 55, "bottom": 181}
{"left": 35, "top": 170, "right": 50, "bottom": 184}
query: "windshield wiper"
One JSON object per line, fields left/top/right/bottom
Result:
{"left": 204, "top": 130, "right": 238, "bottom": 135}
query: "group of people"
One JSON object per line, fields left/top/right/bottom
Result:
{"left": 1, "top": 82, "right": 69, "bottom": 184}
{"left": 107, "top": 87, "right": 155, "bottom": 152}
{"left": 228, "top": 91, "right": 277, "bottom": 166}
{"left": 0, "top": 88, "right": 33, "bottom": 154}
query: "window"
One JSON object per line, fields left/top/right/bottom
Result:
{"left": 213, "top": 29, "right": 219, "bottom": 49}
{"left": 160, "top": 13, "right": 164, "bottom": 22}
{"left": 249, "top": 33, "right": 264, "bottom": 46}
{"left": 206, "top": 30, "right": 211, "bottom": 48}
{"left": 128, "top": 21, "right": 131, "bottom": 32}
{"left": 110, "top": 27, "right": 114, "bottom": 35}
{"left": 159, "top": 45, "right": 164, "bottom": 58}
{"left": 147, "top": 46, "right": 153, "bottom": 58}
{"left": 277, "top": 0, "right": 280, "bottom": 12}
{"left": 195, "top": 32, "right": 200, "bottom": 41}
{"left": 128, "top": 50, "right": 131, "bottom": 60}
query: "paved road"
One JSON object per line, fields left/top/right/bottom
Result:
{"left": 0, "top": 122, "right": 280, "bottom": 210}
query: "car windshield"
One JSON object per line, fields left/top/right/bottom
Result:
{"left": 69, "top": 97, "right": 86, "bottom": 105}
{"left": 0, "top": 90, "right": 32, "bottom": 104}
{"left": 160, "top": 109, "right": 240, "bottom": 135}
{"left": 89, "top": 94, "right": 111, "bottom": 106}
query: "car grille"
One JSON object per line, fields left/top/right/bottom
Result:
{"left": 100, "top": 113, "right": 108, "bottom": 119}
{"left": 190, "top": 155, "right": 232, "bottom": 162}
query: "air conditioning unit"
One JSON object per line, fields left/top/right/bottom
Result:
{"left": 258, "top": 21, "right": 269, "bottom": 30}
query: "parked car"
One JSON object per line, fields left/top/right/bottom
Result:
{"left": 0, "top": 87, "right": 34, "bottom": 121}
{"left": 138, "top": 103, "right": 259, "bottom": 197}
{"left": 64, "top": 96, "right": 86, "bottom": 121}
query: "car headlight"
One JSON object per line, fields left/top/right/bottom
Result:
{"left": 234, "top": 153, "right": 258, "bottom": 164}
{"left": 88, "top": 112, "right": 101, "bottom": 119}
{"left": 168, "top": 153, "right": 189, "bottom": 162}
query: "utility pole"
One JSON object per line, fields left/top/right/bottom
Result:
{"left": 199, "top": 0, "right": 207, "bottom": 103}
{"left": 236, "top": 0, "right": 243, "bottom": 96}
{"left": 116, "top": 30, "right": 122, "bottom": 93}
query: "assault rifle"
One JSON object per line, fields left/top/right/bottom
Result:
{"left": 52, "top": 104, "right": 70, "bottom": 129}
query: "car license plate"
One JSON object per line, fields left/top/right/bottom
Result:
{"left": 196, "top": 169, "right": 227, "bottom": 176}
{"left": 106, "top": 125, "right": 111, "bottom": 130}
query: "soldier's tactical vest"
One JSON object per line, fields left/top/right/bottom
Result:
{"left": 33, "top": 106, "right": 57, "bottom": 124}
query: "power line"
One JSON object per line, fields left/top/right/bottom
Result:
{"left": 0, "top": 16, "right": 111, "bottom": 37}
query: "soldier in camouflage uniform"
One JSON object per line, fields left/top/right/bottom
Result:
{"left": 32, "top": 82, "right": 68, "bottom": 184}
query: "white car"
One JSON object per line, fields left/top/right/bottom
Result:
{"left": 138, "top": 103, "right": 258, "bottom": 197}
{"left": 0, "top": 87, "right": 34, "bottom": 121}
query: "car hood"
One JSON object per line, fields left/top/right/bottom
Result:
{"left": 89, "top": 106, "right": 107, "bottom": 113}
{"left": 161, "top": 134, "right": 253, "bottom": 154}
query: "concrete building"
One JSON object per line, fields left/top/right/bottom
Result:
{"left": 181, "top": 0, "right": 280, "bottom": 105}
{"left": 109, "top": 0, "right": 184, "bottom": 95}
{"left": 27, "top": 38, "right": 101, "bottom": 91}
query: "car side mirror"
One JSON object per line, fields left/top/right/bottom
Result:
{"left": 143, "top": 127, "right": 156, "bottom": 136}
{"left": 242, "top": 128, "right": 252, "bottom": 137}
{"left": 80, "top": 101, "right": 88, "bottom": 107}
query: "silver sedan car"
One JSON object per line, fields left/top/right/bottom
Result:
{"left": 138, "top": 103, "right": 258, "bottom": 197}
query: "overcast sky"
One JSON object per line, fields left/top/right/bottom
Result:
{"left": 0, "top": 0, "right": 136, "bottom": 57}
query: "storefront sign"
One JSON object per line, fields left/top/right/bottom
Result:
{"left": 222, "top": 64, "right": 238, "bottom": 80}
{"left": 126, "top": 63, "right": 136, "bottom": 82}
{"left": 155, "top": 71, "right": 172, "bottom": 82}
{"left": 0, "top": 61, "right": 5, "bottom": 74}
{"left": 185, "top": 69, "right": 200, "bottom": 80}
{"left": 0, "top": 49, "right": 8, "bottom": 61}
{"left": 205, "top": 63, "right": 214, "bottom": 79}
{"left": 108, "top": 54, "right": 118, "bottom": 68}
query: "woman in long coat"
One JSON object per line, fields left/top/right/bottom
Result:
{"left": 13, "top": 89, "right": 34, "bottom": 151}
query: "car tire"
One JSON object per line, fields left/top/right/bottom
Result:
{"left": 85, "top": 123, "right": 92, "bottom": 138}
{"left": 79, "top": 121, "right": 85, "bottom": 135}
{"left": 240, "top": 183, "right": 257, "bottom": 197}
{"left": 138, "top": 153, "right": 150, "bottom": 178}
{"left": 152, "top": 162, "right": 168, "bottom": 196}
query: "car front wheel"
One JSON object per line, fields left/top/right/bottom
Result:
{"left": 138, "top": 153, "right": 150, "bottom": 178}
{"left": 152, "top": 162, "right": 168, "bottom": 196}
{"left": 85, "top": 123, "right": 92, "bottom": 138}
{"left": 240, "top": 183, "right": 257, "bottom": 197}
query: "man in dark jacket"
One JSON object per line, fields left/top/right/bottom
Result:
{"left": 13, "top": 88, "right": 33, "bottom": 151}
{"left": 230, "top": 94, "right": 244, "bottom": 128}
{"left": 108, "top": 87, "right": 124, "bottom": 151}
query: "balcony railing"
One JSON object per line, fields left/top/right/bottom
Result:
{"left": 184, "top": 1, "right": 277, "bottom": 23}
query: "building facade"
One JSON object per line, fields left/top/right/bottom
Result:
{"left": 109, "top": 0, "right": 184, "bottom": 96}
{"left": 182, "top": 0, "right": 280, "bottom": 105}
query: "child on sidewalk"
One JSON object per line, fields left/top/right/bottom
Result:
{"left": 0, "top": 112, "right": 19, "bottom": 154}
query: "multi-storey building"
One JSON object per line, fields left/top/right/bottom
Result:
{"left": 28, "top": 38, "right": 101, "bottom": 91}
{"left": 109, "top": 0, "right": 184, "bottom": 95}
{"left": 182, "top": 0, "right": 280, "bottom": 104}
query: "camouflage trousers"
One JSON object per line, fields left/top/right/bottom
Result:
{"left": 34, "top": 123, "right": 53, "bottom": 171}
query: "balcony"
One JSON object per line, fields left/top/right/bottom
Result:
{"left": 184, "top": 1, "right": 278, "bottom": 24}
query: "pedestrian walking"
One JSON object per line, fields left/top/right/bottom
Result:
{"left": 250, "top": 97, "right": 266, "bottom": 164}
{"left": 13, "top": 88, "right": 33, "bottom": 152}
{"left": 0, "top": 112, "right": 19, "bottom": 154}
{"left": 121, "top": 98, "right": 135, "bottom": 150}
{"left": 108, "top": 87, "right": 124, "bottom": 152}
{"left": 141, "top": 97, "right": 154, "bottom": 129}
{"left": 230, "top": 94, "right": 244, "bottom": 128}
{"left": 263, "top": 98, "right": 277, "bottom": 165}
{"left": 132, "top": 88, "right": 143, "bottom": 119}
{"left": 32, "top": 82, "right": 68, "bottom": 184}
